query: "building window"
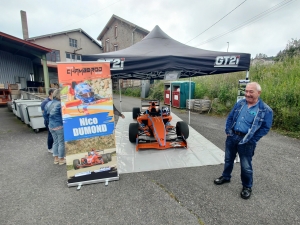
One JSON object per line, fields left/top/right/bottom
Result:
{"left": 105, "top": 39, "right": 110, "bottom": 52}
{"left": 46, "top": 50, "right": 60, "bottom": 62}
{"left": 69, "top": 38, "right": 77, "bottom": 48}
{"left": 114, "top": 26, "right": 118, "bottom": 38}
{"left": 114, "top": 44, "right": 118, "bottom": 51}
{"left": 66, "top": 53, "right": 81, "bottom": 62}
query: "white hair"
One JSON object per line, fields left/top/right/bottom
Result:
{"left": 247, "top": 82, "right": 261, "bottom": 92}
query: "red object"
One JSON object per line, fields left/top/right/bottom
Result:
{"left": 0, "top": 89, "right": 11, "bottom": 105}
{"left": 65, "top": 99, "right": 82, "bottom": 108}
{"left": 172, "top": 91, "right": 180, "bottom": 108}
{"left": 164, "top": 90, "right": 170, "bottom": 105}
{"left": 73, "top": 150, "right": 106, "bottom": 170}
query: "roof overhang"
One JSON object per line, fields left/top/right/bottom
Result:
{"left": 0, "top": 31, "right": 52, "bottom": 60}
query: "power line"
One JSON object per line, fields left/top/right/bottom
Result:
{"left": 61, "top": 0, "right": 122, "bottom": 29}
{"left": 195, "top": 0, "right": 294, "bottom": 47}
{"left": 185, "top": 0, "right": 247, "bottom": 44}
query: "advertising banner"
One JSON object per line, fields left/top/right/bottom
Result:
{"left": 57, "top": 62, "right": 118, "bottom": 187}
{"left": 237, "top": 79, "right": 250, "bottom": 102}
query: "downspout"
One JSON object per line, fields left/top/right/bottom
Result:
{"left": 132, "top": 27, "right": 137, "bottom": 45}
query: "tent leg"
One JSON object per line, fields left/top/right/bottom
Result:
{"left": 119, "top": 79, "right": 122, "bottom": 112}
{"left": 246, "top": 70, "right": 249, "bottom": 80}
{"left": 189, "top": 77, "right": 191, "bottom": 125}
{"left": 169, "top": 82, "right": 172, "bottom": 114}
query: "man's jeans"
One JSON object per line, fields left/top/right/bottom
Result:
{"left": 45, "top": 123, "right": 53, "bottom": 150}
{"left": 50, "top": 128, "right": 65, "bottom": 158}
{"left": 222, "top": 134, "right": 256, "bottom": 188}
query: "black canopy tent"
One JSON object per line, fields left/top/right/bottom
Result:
{"left": 82, "top": 25, "right": 251, "bottom": 80}
{"left": 82, "top": 25, "right": 251, "bottom": 122}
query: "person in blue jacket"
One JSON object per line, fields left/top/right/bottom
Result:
{"left": 214, "top": 82, "right": 273, "bottom": 199}
{"left": 47, "top": 89, "right": 65, "bottom": 165}
{"left": 41, "top": 88, "right": 56, "bottom": 153}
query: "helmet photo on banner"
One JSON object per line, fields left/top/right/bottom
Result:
{"left": 74, "top": 82, "right": 96, "bottom": 103}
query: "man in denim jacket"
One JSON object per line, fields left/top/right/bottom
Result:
{"left": 214, "top": 82, "right": 273, "bottom": 199}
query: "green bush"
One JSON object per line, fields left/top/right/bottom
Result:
{"left": 117, "top": 56, "right": 300, "bottom": 134}
{"left": 147, "top": 81, "right": 164, "bottom": 101}
{"left": 121, "top": 87, "right": 141, "bottom": 97}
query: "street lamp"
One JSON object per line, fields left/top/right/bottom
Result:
{"left": 227, "top": 42, "right": 229, "bottom": 52}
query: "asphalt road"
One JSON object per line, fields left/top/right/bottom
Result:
{"left": 0, "top": 95, "right": 299, "bottom": 225}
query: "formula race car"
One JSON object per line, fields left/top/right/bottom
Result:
{"left": 129, "top": 100, "right": 189, "bottom": 151}
{"left": 73, "top": 149, "right": 112, "bottom": 170}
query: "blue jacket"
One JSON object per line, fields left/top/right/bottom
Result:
{"left": 43, "top": 100, "right": 53, "bottom": 125}
{"left": 41, "top": 97, "right": 51, "bottom": 112}
{"left": 48, "top": 99, "right": 63, "bottom": 129}
{"left": 225, "top": 98, "right": 273, "bottom": 145}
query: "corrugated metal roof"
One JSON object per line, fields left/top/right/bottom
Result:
{"left": 0, "top": 50, "right": 33, "bottom": 88}
{"left": 0, "top": 31, "right": 52, "bottom": 60}
{"left": 0, "top": 31, "right": 52, "bottom": 52}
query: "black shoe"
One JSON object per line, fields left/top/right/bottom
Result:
{"left": 241, "top": 187, "right": 252, "bottom": 199}
{"left": 214, "top": 176, "right": 230, "bottom": 185}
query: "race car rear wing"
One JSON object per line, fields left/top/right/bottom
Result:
{"left": 141, "top": 99, "right": 160, "bottom": 112}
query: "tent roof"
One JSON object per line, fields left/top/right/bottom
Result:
{"left": 82, "top": 25, "right": 251, "bottom": 80}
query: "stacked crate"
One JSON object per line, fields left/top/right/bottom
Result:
{"left": 9, "top": 84, "right": 20, "bottom": 99}
{"left": 186, "top": 99, "right": 195, "bottom": 110}
{"left": 193, "top": 99, "right": 211, "bottom": 113}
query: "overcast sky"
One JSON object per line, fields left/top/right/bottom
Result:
{"left": 1, "top": 0, "right": 299, "bottom": 58}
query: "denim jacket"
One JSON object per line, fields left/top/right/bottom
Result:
{"left": 225, "top": 98, "right": 273, "bottom": 145}
{"left": 43, "top": 100, "right": 53, "bottom": 125}
{"left": 48, "top": 99, "right": 63, "bottom": 129}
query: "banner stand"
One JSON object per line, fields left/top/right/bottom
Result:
{"left": 68, "top": 176, "right": 119, "bottom": 188}
{"left": 57, "top": 62, "right": 119, "bottom": 188}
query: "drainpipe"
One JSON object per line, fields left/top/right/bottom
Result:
{"left": 132, "top": 27, "right": 137, "bottom": 45}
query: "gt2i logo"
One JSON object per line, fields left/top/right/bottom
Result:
{"left": 214, "top": 55, "right": 240, "bottom": 67}
{"left": 97, "top": 58, "right": 125, "bottom": 70}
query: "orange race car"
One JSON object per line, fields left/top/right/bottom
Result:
{"left": 129, "top": 100, "right": 189, "bottom": 151}
{"left": 73, "top": 149, "right": 112, "bottom": 170}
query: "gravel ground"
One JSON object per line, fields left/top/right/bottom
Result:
{"left": 0, "top": 95, "right": 299, "bottom": 225}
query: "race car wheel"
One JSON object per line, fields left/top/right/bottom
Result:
{"left": 73, "top": 159, "right": 80, "bottom": 170}
{"left": 106, "top": 153, "right": 112, "bottom": 161}
{"left": 102, "top": 154, "right": 109, "bottom": 164}
{"left": 132, "top": 107, "right": 141, "bottom": 119}
{"left": 129, "top": 123, "right": 139, "bottom": 143}
{"left": 176, "top": 121, "right": 189, "bottom": 139}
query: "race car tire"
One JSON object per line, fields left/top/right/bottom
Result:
{"left": 102, "top": 154, "right": 109, "bottom": 164}
{"left": 129, "top": 123, "right": 139, "bottom": 143}
{"left": 132, "top": 107, "right": 141, "bottom": 119}
{"left": 176, "top": 121, "right": 189, "bottom": 139}
{"left": 106, "top": 153, "right": 112, "bottom": 161}
{"left": 73, "top": 159, "right": 80, "bottom": 170}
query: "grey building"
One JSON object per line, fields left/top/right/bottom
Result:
{"left": 27, "top": 29, "right": 103, "bottom": 85}
{"left": 97, "top": 14, "right": 149, "bottom": 89}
